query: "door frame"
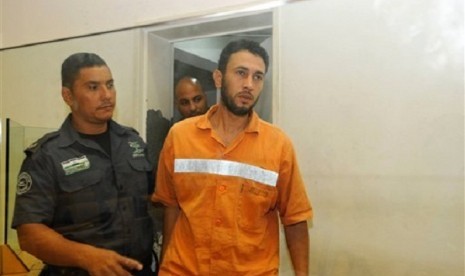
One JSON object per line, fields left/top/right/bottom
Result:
{"left": 138, "top": 9, "right": 276, "bottom": 139}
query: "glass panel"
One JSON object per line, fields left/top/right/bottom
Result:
{"left": 5, "top": 118, "right": 55, "bottom": 270}
{"left": 5, "top": 118, "right": 25, "bottom": 250}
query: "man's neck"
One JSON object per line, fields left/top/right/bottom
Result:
{"left": 71, "top": 117, "right": 109, "bottom": 135}
{"left": 210, "top": 104, "right": 250, "bottom": 146}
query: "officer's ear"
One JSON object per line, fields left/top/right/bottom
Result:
{"left": 62, "top": 87, "right": 74, "bottom": 107}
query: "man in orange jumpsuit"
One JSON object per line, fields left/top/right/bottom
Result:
{"left": 152, "top": 39, "right": 312, "bottom": 275}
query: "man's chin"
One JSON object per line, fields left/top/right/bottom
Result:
{"left": 230, "top": 107, "right": 250, "bottom": 116}
{"left": 96, "top": 113, "right": 113, "bottom": 122}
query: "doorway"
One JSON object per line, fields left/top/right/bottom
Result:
{"left": 142, "top": 11, "right": 274, "bottom": 124}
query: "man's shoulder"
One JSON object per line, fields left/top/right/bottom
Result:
{"left": 258, "top": 119, "right": 286, "bottom": 135}
{"left": 25, "top": 131, "right": 61, "bottom": 155}
{"left": 255, "top": 119, "right": 295, "bottom": 148}
{"left": 122, "top": 125, "right": 140, "bottom": 135}
{"left": 171, "top": 116, "right": 201, "bottom": 131}
{"left": 110, "top": 120, "right": 141, "bottom": 137}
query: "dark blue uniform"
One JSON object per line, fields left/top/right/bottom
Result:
{"left": 12, "top": 115, "right": 154, "bottom": 275}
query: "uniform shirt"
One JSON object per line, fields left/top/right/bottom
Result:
{"left": 12, "top": 115, "right": 154, "bottom": 270}
{"left": 152, "top": 105, "right": 312, "bottom": 275}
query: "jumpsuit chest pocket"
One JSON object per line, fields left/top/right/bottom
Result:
{"left": 237, "top": 181, "right": 277, "bottom": 232}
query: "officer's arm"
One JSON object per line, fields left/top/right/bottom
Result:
{"left": 17, "top": 223, "right": 143, "bottom": 276}
{"left": 284, "top": 220, "right": 310, "bottom": 276}
{"left": 161, "top": 205, "right": 180, "bottom": 261}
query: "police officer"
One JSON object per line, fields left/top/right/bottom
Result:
{"left": 12, "top": 53, "right": 154, "bottom": 276}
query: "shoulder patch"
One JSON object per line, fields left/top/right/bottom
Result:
{"left": 17, "top": 172, "right": 32, "bottom": 195}
{"left": 124, "top": 126, "right": 139, "bottom": 135}
{"left": 25, "top": 131, "right": 60, "bottom": 155}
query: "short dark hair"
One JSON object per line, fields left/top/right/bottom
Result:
{"left": 217, "top": 39, "right": 269, "bottom": 74}
{"left": 61, "top": 53, "right": 107, "bottom": 89}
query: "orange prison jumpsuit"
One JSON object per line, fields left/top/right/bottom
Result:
{"left": 152, "top": 105, "right": 312, "bottom": 275}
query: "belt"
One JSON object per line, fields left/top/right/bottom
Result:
{"left": 40, "top": 253, "right": 155, "bottom": 276}
{"left": 39, "top": 265, "right": 88, "bottom": 276}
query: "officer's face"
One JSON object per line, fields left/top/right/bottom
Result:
{"left": 62, "top": 66, "right": 116, "bottom": 130}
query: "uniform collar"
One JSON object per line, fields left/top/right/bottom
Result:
{"left": 196, "top": 104, "right": 260, "bottom": 133}
{"left": 58, "top": 114, "right": 129, "bottom": 147}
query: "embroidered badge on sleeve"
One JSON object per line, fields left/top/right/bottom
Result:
{"left": 17, "top": 172, "right": 32, "bottom": 195}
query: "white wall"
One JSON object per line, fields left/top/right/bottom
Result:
{"left": 0, "top": 0, "right": 463, "bottom": 275}
{"left": 277, "top": 0, "right": 463, "bottom": 275}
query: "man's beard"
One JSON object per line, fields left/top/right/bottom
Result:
{"left": 220, "top": 85, "right": 259, "bottom": 117}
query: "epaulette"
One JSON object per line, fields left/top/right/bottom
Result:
{"left": 123, "top": 125, "right": 139, "bottom": 135}
{"left": 25, "top": 131, "right": 60, "bottom": 155}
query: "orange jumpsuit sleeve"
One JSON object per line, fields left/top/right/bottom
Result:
{"left": 277, "top": 138, "right": 313, "bottom": 226}
{"left": 151, "top": 131, "right": 178, "bottom": 207}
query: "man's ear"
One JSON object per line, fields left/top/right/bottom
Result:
{"left": 212, "top": 69, "right": 223, "bottom": 89}
{"left": 62, "top": 87, "right": 73, "bottom": 106}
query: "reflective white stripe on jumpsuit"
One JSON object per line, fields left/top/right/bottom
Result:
{"left": 174, "top": 158, "right": 278, "bottom": 187}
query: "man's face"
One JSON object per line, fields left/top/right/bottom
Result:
{"left": 62, "top": 66, "right": 116, "bottom": 126}
{"left": 215, "top": 50, "right": 266, "bottom": 116}
{"left": 175, "top": 81, "right": 208, "bottom": 119}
